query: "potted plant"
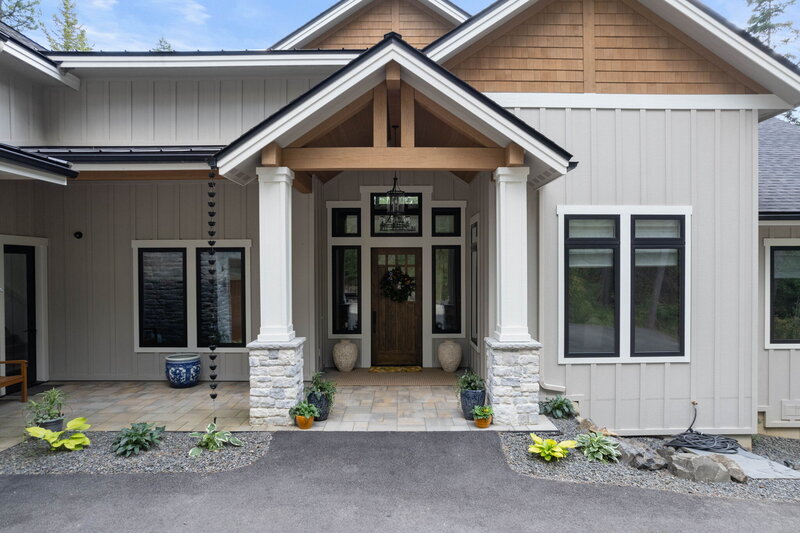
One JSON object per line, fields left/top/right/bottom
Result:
{"left": 26, "top": 387, "right": 65, "bottom": 432}
{"left": 456, "top": 370, "right": 485, "bottom": 420}
{"left": 472, "top": 405, "right": 493, "bottom": 428}
{"left": 289, "top": 402, "right": 320, "bottom": 430}
{"left": 306, "top": 372, "right": 337, "bottom": 421}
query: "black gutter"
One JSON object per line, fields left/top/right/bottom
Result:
{"left": 215, "top": 32, "right": 574, "bottom": 166}
{"left": 760, "top": 212, "right": 800, "bottom": 221}
{"left": 0, "top": 144, "right": 78, "bottom": 178}
{"left": 23, "top": 146, "right": 223, "bottom": 163}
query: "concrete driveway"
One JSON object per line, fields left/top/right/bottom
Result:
{"left": 0, "top": 432, "right": 797, "bottom": 532}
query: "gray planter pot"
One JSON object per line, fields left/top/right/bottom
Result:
{"left": 38, "top": 418, "right": 64, "bottom": 432}
{"left": 460, "top": 390, "right": 486, "bottom": 420}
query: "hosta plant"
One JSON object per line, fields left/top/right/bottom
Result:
{"left": 25, "top": 417, "right": 91, "bottom": 451}
{"left": 189, "top": 423, "right": 244, "bottom": 457}
{"left": 528, "top": 433, "right": 576, "bottom": 461}
{"left": 575, "top": 432, "right": 621, "bottom": 463}
{"left": 112, "top": 423, "right": 165, "bottom": 457}
{"left": 540, "top": 395, "right": 577, "bottom": 419}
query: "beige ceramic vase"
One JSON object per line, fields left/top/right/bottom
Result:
{"left": 437, "top": 340, "right": 462, "bottom": 373}
{"left": 333, "top": 339, "right": 358, "bottom": 372}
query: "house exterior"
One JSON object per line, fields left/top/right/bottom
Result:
{"left": 1, "top": 0, "right": 800, "bottom": 433}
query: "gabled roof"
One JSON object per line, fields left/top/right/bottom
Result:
{"left": 0, "top": 143, "right": 78, "bottom": 185}
{"left": 759, "top": 119, "right": 800, "bottom": 216}
{"left": 216, "top": 33, "right": 573, "bottom": 185}
{"left": 271, "top": 0, "right": 470, "bottom": 50}
{"left": 0, "top": 21, "right": 80, "bottom": 89}
{"left": 424, "top": 0, "right": 800, "bottom": 106}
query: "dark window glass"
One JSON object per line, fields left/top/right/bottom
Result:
{"left": 139, "top": 249, "right": 187, "bottom": 348}
{"left": 332, "top": 208, "right": 360, "bottom": 237}
{"left": 631, "top": 216, "right": 685, "bottom": 357}
{"left": 432, "top": 208, "right": 461, "bottom": 237}
{"left": 470, "top": 221, "right": 479, "bottom": 345}
{"left": 197, "top": 248, "right": 246, "bottom": 347}
{"left": 565, "top": 216, "right": 619, "bottom": 357}
{"left": 771, "top": 247, "right": 800, "bottom": 343}
{"left": 433, "top": 246, "right": 461, "bottom": 333}
{"left": 332, "top": 246, "right": 361, "bottom": 334}
{"left": 370, "top": 192, "right": 422, "bottom": 236}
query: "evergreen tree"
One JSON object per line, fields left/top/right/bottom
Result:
{"left": 151, "top": 36, "right": 174, "bottom": 52}
{"left": 43, "top": 0, "right": 91, "bottom": 51}
{"left": 0, "top": 0, "right": 40, "bottom": 31}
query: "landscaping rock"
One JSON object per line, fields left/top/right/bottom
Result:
{"left": 669, "top": 453, "right": 730, "bottom": 482}
{"left": 576, "top": 416, "right": 618, "bottom": 437}
{"left": 710, "top": 454, "right": 748, "bottom": 483}
{"left": 618, "top": 439, "right": 667, "bottom": 470}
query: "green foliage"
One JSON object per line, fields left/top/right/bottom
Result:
{"left": 306, "top": 372, "right": 337, "bottom": 407}
{"left": 26, "top": 387, "right": 65, "bottom": 425}
{"left": 188, "top": 423, "right": 243, "bottom": 457}
{"left": 541, "top": 395, "right": 577, "bottom": 419}
{"left": 25, "top": 417, "right": 91, "bottom": 451}
{"left": 43, "top": 0, "right": 91, "bottom": 51}
{"left": 575, "top": 432, "right": 621, "bottom": 463}
{"left": 528, "top": 433, "right": 576, "bottom": 462}
{"left": 112, "top": 423, "right": 165, "bottom": 457}
{"left": 0, "top": 0, "right": 40, "bottom": 31}
{"left": 471, "top": 405, "right": 493, "bottom": 420}
{"left": 455, "top": 369, "right": 485, "bottom": 394}
{"left": 747, "top": 0, "right": 797, "bottom": 48}
{"left": 150, "top": 36, "right": 174, "bottom": 52}
{"left": 289, "top": 401, "right": 320, "bottom": 419}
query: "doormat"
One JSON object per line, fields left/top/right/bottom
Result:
{"left": 368, "top": 366, "right": 423, "bottom": 373}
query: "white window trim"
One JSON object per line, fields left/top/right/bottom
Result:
{"left": 763, "top": 238, "right": 800, "bottom": 350}
{"left": 556, "top": 206, "right": 692, "bottom": 364}
{"left": 132, "top": 240, "right": 252, "bottom": 354}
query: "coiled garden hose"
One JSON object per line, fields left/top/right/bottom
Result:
{"left": 665, "top": 402, "right": 740, "bottom": 454}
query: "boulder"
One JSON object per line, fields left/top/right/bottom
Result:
{"left": 618, "top": 439, "right": 667, "bottom": 471}
{"left": 576, "top": 416, "right": 618, "bottom": 437}
{"left": 669, "top": 453, "right": 730, "bottom": 483}
{"left": 710, "top": 454, "right": 748, "bottom": 483}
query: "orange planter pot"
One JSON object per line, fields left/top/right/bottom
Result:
{"left": 296, "top": 415, "right": 314, "bottom": 430}
{"left": 474, "top": 416, "right": 492, "bottom": 428}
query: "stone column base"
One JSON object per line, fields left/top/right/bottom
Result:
{"left": 484, "top": 337, "right": 541, "bottom": 426}
{"left": 248, "top": 337, "right": 305, "bottom": 426}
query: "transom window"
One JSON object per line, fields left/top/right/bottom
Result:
{"left": 558, "top": 207, "right": 691, "bottom": 363}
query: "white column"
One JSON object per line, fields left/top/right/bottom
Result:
{"left": 256, "top": 166, "right": 295, "bottom": 343}
{"left": 492, "top": 166, "right": 532, "bottom": 344}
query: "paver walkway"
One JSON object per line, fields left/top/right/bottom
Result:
{"left": 0, "top": 432, "right": 797, "bottom": 532}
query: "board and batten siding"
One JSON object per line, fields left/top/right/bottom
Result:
{"left": 0, "top": 70, "right": 49, "bottom": 145}
{"left": 757, "top": 225, "right": 800, "bottom": 432}
{"left": 528, "top": 107, "right": 758, "bottom": 434}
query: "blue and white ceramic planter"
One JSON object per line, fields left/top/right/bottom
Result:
{"left": 165, "top": 354, "right": 201, "bottom": 388}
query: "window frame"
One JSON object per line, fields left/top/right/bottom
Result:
{"left": 331, "top": 245, "right": 362, "bottom": 335}
{"left": 195, "top": 247, "right": 247, "bottom": 348}
{"left": 137, "top": 247, "right": 188, "bottom": 349}
{"left": 557, "top": 206, "right": 692, "bottom": 364}
{"left": 132, "top": 240, "right": 251, "bottom": 353}
{"left": 369, "top": 192, "right": 423, "bottom": 237}
{"left": 432, "top": 207, "right": 462, "bottom": 237}
{"left": 764, "top": 239, "right": 800, "bottom": 349}
{"left": 331, "top": 207, "right": 361, "bottom": 237}
{"left": 432, "top": 245, "right": 462, "bottom": 334}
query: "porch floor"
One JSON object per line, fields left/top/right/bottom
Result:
{"left": 0, "top": 378, "right": 555, "bottom": 451}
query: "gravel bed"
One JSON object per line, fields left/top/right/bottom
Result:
{"left": 0, "top": 432, "right": 272, "bottom": 475}
{"left": 501, "top": 418, "right": 800, "bottom": 502}
{"left": 752, "top": 434, "right": 800, "bottom": 470}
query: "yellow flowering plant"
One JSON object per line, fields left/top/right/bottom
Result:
{"left": 528, "top": 433, "right": 577, "bottom": 461}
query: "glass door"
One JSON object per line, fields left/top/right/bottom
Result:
{"left": 3, "top": 245, "right": 37, "bottom": 391}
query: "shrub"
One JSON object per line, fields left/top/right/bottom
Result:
{"left": 528, "top": 433, "right": 576, "bottom": 461}
{"left": 541, "top": 395, "right": 577, "bottom": 419}
{"left": 575, "top": 432, "right": 621, "bottom": 463}
{"left": 189, "top": 423, "right": 243, "bottom": 457}
{"left": 289, "top": 401, "right": 320, "bottom": 419}
{"left": 112, "top": 423, "right": 165, "bottom": 457}
{"left": 455, "top": 370, "right": 485, "bottom": 394}
{"left": 26, "top": 387, "right": 65, "bottom": 425}
{"left": 306, "top": 372, "right": 337, "bottom": 406}
{"left": 25, "top": 417, "right": 91, "bottom": 451}
{"left": 472, "top": 405, "right": 493, "bottom": 419}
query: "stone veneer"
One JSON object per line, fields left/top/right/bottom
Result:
{"left": 484, "top": 337, "right": 541, "bottom": 426}
{"left": 248, "top": 338, "right": 305, "bottom": 426}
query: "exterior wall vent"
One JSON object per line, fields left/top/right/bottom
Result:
{"left": 781, "top": 399, "right": 800, "bottom": 421}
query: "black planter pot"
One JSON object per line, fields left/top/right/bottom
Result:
{"left": 460, "top": 390, "right": 486, "bottom": 420}
{"left": 38, "top": 418, "right": 64, "bottom": 432}
{"left": 307, "top": 392, "right": 331, "bottom": 421}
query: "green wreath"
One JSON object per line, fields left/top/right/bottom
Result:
{"left": 380, "top": 267, "right": 416, "bottom": 303}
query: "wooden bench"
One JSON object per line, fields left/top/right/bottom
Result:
{"left": 0, "top": 360, "right": 28, "bottom": 402}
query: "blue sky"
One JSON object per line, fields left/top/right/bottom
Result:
{"left": 24, "top": 0, "right": 800, "bottom": 52}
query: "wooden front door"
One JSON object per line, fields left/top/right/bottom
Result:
{"left": 371, "top": 248, "right": 422, "bottom": 366}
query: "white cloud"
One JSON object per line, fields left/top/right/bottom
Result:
{"left": 176, "top": 0, "right": 210, "bottom": 25}
{"left": 86, "top": 0, "right": 118, "bottom": 9}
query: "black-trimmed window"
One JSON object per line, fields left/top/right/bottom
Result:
{"left": 332, "top": 246, "right": 361, "bottom": 334}
{"left": 631, "top": 216, "right": 685, "bottom": 357}
{"left": 370, "top": 192, "right": 422, "bottom": 236}
{"left": 433, "top": 246, "right": 461, "bottom": 333}
{"left": 432, "top": 208, "right": 461, "bottom": 237}
{"left": 769, "top": 246, "right": 800, "bottom": 344}
{"left": 564, "top": 216, "right": 620, "bottom": 358}
{"left": 197, "top": 248, "right": 246, "bottom": 348}
{"left": 138, "top": 248, "right": 187, "bottom": 348}
{"left": 332, "top": 208, "right": 360, "bottom": 237}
